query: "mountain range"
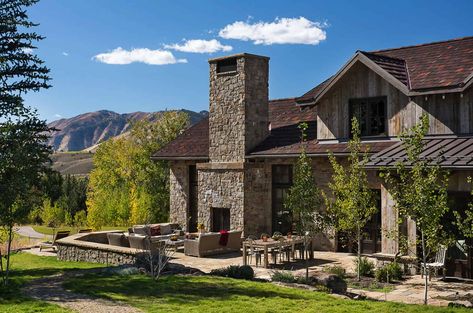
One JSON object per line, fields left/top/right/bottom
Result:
{"left": 48, "top": 109, "right": 208, "bottom": 152}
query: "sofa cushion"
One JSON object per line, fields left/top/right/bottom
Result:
{"left": 150, "top": 225, "right": 161, "bottom": 236}
{"left": 159, "top": 224, "right": 172, "bottom": 235}
{"left": 133, "top": 225, "right": 150, "bottom": 236}
{"left": 107, "top": 233, "right": 129, "bottom": 247}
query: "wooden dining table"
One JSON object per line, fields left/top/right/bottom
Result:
{"left": 242, "top": 236, "right": 313, "bottom": 268}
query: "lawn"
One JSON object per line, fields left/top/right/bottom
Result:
{"left": 0, "top": 253, "right": 104, "bottom": 313}
{"left": 1, "top": 253, "right": 469, "bottom": 313}
{"left": 30, "top": 224, "right": 128, "bottom": 236}
{"left": 64, "top": 273, "right": 470, "bottom": 313}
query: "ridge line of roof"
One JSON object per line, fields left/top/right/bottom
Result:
{"left": 369, "top": 36, "right": 473, "bottom": 53}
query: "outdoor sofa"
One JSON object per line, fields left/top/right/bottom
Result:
{"left": 184, "top": 230, "right": 243, "bottom": 257}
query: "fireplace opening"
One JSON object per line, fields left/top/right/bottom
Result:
{"left": 212, "top": 207, "right": 230, "bottom": 232}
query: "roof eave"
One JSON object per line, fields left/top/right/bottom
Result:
{"left": 150, "top": 156, "right": 209, "bottom": 161}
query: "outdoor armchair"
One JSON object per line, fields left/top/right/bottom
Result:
{"left": 39, "top": 230, "right": 71, "bottom": 252}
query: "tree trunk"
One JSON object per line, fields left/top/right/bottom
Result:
{"left": 421, "top": 230, "right": 428, "bottom": 305}
{"left": 357, "top": 226, "right": 361, "bottom": 281}
{"left": 4, "top": 224, "right": 13, "bottom": 286}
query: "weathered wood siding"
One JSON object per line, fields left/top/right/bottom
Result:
{"left": 317, "top": 62, "right": 473, "bottom": 139}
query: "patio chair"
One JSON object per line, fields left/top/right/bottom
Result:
{"left": 421, "top": 246, "right": 447, "bottom": 281}
{"left": 271, "top": 238, "right": 291, "bottom": 265}
{"left": 39, "top": 230, "right": 70, "bottom": 252}
{"left": 245, "top": 236, "right": 263, "bottom": 267}
{"left": 78, "top": 228, "right": 93, "bottom": 233}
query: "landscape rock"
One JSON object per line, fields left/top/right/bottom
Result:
{"left": 311, "top": 273, "right": 347, "bottom": 294}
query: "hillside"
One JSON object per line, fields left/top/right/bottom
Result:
{"left": 48, "top": 109, "right": 207, "bottom": 152}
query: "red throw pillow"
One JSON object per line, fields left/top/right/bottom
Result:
{"left": 150, "top": 225, "right": 161, "bottom": 236}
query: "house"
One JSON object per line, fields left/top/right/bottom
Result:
{"left": 153, "top": 36, "right": 473, "bottom": 278}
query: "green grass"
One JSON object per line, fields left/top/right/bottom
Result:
{"left": 30, "top": 225, "right": 127, "bottom": 236}
{"left": 0, "top": 253, "right": 104, "bottom": 313}
{"left": 64, "top": 273, "right": 470, "bottom": 313}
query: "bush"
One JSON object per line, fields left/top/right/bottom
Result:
{"left": 271, "top": 271, "right": 297, "bottom": 283}
{"left": 354, "top": 257, "right": 375, "bottom": 277}
{"left": 375, "top": 262, "right": 403, "bottom": 283}
{"left": 323, "top": 265, "right": 346, "bottom": 278}
{"left": 210, "top": 265, "right": 254, "bottom": 280}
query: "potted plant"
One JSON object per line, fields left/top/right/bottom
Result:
{"left": 197, "top": 223, "right": 206, "bottom": 234}
{"left": 261, "top": 233, "right": 269, "bottom": 242}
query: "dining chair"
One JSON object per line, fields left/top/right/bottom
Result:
{"left": 245, "top": 236, "right": 263, "bottom": 267}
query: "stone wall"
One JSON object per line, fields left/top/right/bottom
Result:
{"left": 169, "top": 161, "right": 190, "bottom": 228}
{"left": 197, "top": 164, "right": 245, "bottom": 231}
{"left": 244, "top": 162, "right": 271, "bottom": 236}
{"left": 57, "top": 244, "right": 138, "bottom": 266}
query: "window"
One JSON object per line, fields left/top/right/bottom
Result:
{"left": 349, "top": 96, "right": 387, "bottom": 137}
{"left": 216, "top": 58, "right": 237, "bottom": 74}
{"left": 212, "top": 208, "right": 230, "bottom": 232}
{"left": 272, "top": 165, "right": 294, "bottom": 234}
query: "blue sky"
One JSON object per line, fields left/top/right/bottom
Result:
{"left": 25, "top": 0, "right": 473, "bottom": 122}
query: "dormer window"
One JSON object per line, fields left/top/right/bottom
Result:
{"left": 216, "top": 58, "right": 237, "bottom": 74}
{"left": 349, "top": 96, "right": 387, "bottom": 137}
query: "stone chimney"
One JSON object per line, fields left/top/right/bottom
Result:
{"left": 208, "top": 53, "right": 269, "bottom": 163}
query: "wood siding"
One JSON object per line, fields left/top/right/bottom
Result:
{"left": 317, "top": 62, "right": 473, "bottom": 139}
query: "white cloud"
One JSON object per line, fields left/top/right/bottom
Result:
{"left": 219, "top": 17, "right": 327, "bottom": 45}
{"left": 93, "top": 47, "right": 187, "bottom": 65}
{"left": 164, "top": 39, "right": 232, "bottom": 54}
{"left": 54, "top": 114, "right": 62, "bottom": 118}
{"left": 62, "top": 52, "right": 69, "bottom": 56}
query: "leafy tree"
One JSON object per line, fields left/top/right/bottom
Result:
{"left": 284, "top": 122, "right": 325, "bottom": 280}
{"left": 87, "top": 111, "right": 189, "bottom": 228}
{"left": 73, "top": 210, "right": 87, "bottom": 228}
{"left": 40, "top": 199, "right": 65, "bottom": 231}
{"left": 324, "top": 118, "right": 377, "bottom": 281}
{"left": 0, "top": 0, "right": 51, "bottom": 286}
{"left": 56, "top": 175, "right": 88, "bottom": 225}
{"left": 380, "top": 114, "right": 450, "bottom": 305}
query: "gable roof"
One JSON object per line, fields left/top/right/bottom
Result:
{"left": 297, "top": 36, "right": 473, "bottom": 105}
{"left": 152, "top": 98, "right": 396, "bottom": 160}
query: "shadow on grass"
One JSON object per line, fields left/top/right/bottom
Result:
{"left": 64, "top": 273, "right": 310, "bottom": 306}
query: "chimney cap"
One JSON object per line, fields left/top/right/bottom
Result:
{"left": 208, "top": 53, "right": 270, "bottom": 63}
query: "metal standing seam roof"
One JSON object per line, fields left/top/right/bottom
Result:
{"left": 366, "top": 137, "right": 473, "bottom": 168}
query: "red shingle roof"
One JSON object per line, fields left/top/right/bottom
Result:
{"left": 369, "top": 36, "right": 473, "bottom": 91}
{"left": 153, "top": 98, "right": 395, "bottom": 159}
{"left": 296, "top": 36, "right": 473, "bottom": 104}
{"left": 152, "top": 117, "right": 209, "bottom": 159}
{"left": 153, "top": 37, "right": 473, "bottom": 160}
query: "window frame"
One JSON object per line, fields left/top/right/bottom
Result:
{"left": 348, "top": 96, "right": 388, "bottom": 138}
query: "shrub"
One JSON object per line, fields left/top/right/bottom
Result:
{"left": 375, "top": 262, "right": 403, "bottom": 283}
{"left": 210, "top": 265, "right": 254, "bottom": 280}
{"left": 354, "top": 257, "right": 375, "bottom": 277}
{"left": 323, "top": 265, "right": 346, "bottom": 278}
{"left": 271, "top": 271, "right": 297, "bottom": 283}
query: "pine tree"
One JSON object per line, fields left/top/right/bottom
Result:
{"left": 0, "top": 0, "right": 52, "bottom": 286}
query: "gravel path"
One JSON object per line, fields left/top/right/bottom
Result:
{"left": 23, "top": 271, "right": 142, "bottom": 313}
{"left": 15, "top": 226, "right": 51, "bottom": 240}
